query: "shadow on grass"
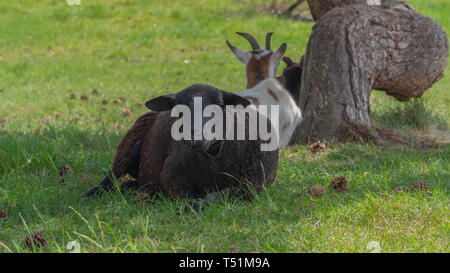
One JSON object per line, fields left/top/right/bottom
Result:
{"left": 0, "top": 122, "right": 448, "bottom": 252}
{"left": 371, "top": 97, "right": 448, "bottom": 131}
{"left": 0, "top": 124, "right": 124, "bottom": 174}
{"left": 368, "top": 96, "right": 449, "bottom": 149}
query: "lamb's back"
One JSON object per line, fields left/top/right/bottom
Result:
{"left": 138, "top": 112, "right": 175, "bottom": 192}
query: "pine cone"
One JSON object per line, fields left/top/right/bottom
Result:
{"left": 24, "top": 232, "right": 47, "bottom": 249}
{"left": 310, "top": 140, "right": 326, "bottom": 153}
{"left": 58, "top": 165, "right": 73, "bottom": 176}
{"left": 329, "top": 176, "right": 349, "bottom": 192}
{"left": 122, "top": 109, "right": 132, "bottom": 117}
{"left": 0, "top": 209, "right": 7, "bottom": 220}
{"left": 412, "top": 181, "right": 431, "bottom": 192}
{"left": 307, "top": 184, "right": 325, "bottom": 198}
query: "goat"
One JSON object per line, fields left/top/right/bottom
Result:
{"left": 85, "top": 84, "right": 279, "bottom": 211}
{"left": 227, "top": 32, "right": 302, "bottom": 148}
{"left": 277, "top": 56, "right": 303, "bottom": 105}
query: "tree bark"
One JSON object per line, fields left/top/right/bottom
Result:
{"left": 294, "top": 1, "right": 448, "bottom": 143}
{"left": 307, "top": 0, "right": 383, "bottom": 20}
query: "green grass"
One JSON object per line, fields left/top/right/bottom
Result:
{"left": 0, "top": 0, "right": 449, "bottom": 253}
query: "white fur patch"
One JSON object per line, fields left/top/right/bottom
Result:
{"left": 252, "top": 49, "right": 271, "bottom": 60}
{"left": 237, "top": 79, "right": 302, "bottom": 148}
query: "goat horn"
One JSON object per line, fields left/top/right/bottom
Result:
{"left": 265, "top": 32, "right": 273, "bottom": 50}
{"left": 236, "top": 32, "right": 260, "bottom": 50}
{"left": 283, "top": 56, "right": 294, "bottom": 66}
{"left": 226, "top": 40, "right": 237, "bottom": 52}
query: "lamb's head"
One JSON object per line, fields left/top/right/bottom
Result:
{"left": 278, "top": 56, "right": 303, "bottom": 104}
{"left": 227, "top": 32, "right": 287, "bottom": 89}
{"left": 145, "top": 84, "right": 250, "bottom": 159}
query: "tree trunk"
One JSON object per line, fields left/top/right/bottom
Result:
{"left": 307, "top": 0, "right": 383, "bottom": 20}
{"left": 294, "top": 1, "right": 448, "bottom": 143}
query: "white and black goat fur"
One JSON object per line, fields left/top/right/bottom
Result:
{"left": 227, "top": 32, "right": 302, "bottom": 148}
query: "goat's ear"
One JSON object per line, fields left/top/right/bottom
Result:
{"left": 270, "top": 43, "right": 287, "bottom": 66}
{"left": 226, "top": 40, "right": 252, "bottom": 64}
{"left": 145, "top": 94, "right": 176, "bottom": 112}
{"left": 282, "top": 56, "right": 294, "bottom": 67}
{"left": 222, "top": 91, "right": 251, "bottom": 107}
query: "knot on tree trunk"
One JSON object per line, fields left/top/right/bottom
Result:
{"left": 295, "top": 1, "right": 448, "bottom": 143}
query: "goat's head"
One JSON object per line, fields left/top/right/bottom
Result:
{"left": 227, "top": 32, "right": 287, "bottom": 89}
{"left": 145, "top": 84, "right": 251, "bottom": 159}
{"left": 278, "top": 56, "right": 303, "bottom": 104}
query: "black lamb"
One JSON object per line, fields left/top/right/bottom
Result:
{"left": 85, "top": 84, "right": 279, "bottom": 210}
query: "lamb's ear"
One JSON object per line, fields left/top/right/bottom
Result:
{"left": 222, "top": 91, "right": 251, "bottom": 107}
{"left": 270, "top": 43, "right": 287, "bottom": 66}
{"left": 145, "top": 94, "right": 176, "bottom": 112}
